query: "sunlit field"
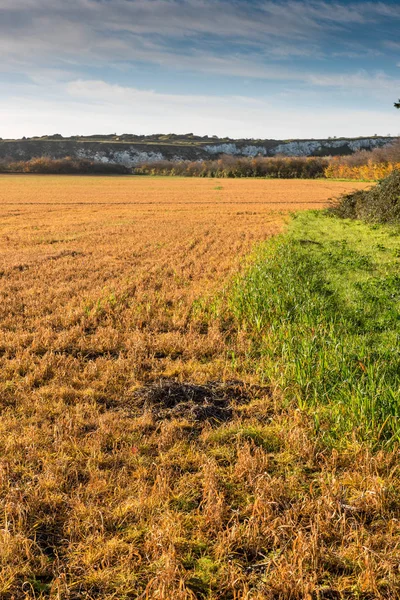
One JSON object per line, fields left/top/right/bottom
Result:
{"left": 3, "top": 175, "right": 395, "bottom": 600}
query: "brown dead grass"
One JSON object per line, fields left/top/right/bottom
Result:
{"left": 2, "top": 175, "right": 398, "bottom": 599}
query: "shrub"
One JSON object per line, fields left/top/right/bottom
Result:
{"left": 135, "top": 155, "right": 329, "bottom": 179}
{"left": 325, "top": 139, "right": 400, "bottom": 181}
{"left": 325, "top": 159, "right": 400, "bottom": 181}
{"left": 330, "top": 169, "right": 400, "bottom": 223}
{"left": 0, "top": 156, "right": 131, "bottom": 175}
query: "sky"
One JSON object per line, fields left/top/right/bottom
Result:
{"left": 1, "top": 0, "right": 400, "bottom": 139}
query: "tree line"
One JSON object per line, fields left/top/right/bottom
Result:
{"left": 0, "top": 156, "right": 130, "bottom": 175}
{"left": 1, "top": 139, "right": 399, "bottom": 180}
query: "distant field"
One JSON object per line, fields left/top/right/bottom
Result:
{"left": 0, "top": 175, "right": 370, "bottom": 271}
{"left": 0, "top": 175, "right": 377, "bottom": 599}
{"left": 0, "top": 173, "right": 370, "bottom": 202}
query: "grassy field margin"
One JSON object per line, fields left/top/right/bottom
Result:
{"left": 230, "top": 211, "right": 400, "bottom": 447}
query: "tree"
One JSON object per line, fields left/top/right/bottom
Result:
{"left": 395, "top": 99, "right": 400, "bottom": 109}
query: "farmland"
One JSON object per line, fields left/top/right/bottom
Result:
{"left": 2, "top": 175, "right": 399, "bottom": 599}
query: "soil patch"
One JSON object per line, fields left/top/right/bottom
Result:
{"left": 133, "top": 379, "right": 267, "bottom": 423}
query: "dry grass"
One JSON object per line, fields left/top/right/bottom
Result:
{"left": 1, "top": 175, "right": 397, "bottom": 599}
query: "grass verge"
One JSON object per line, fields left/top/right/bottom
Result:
{"left": 230, "top": 211, "right": 400, "bottom": 447}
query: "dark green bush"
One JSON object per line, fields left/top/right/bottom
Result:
{"left": 330, "top": 169, "right": 400, "bottom": 223}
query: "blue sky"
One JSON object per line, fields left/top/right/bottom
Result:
{"left": 1, "top": 0, "right": 400, "bottom": 139}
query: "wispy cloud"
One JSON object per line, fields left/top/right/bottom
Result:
{"left": 308, "top": 70, "right": 400, "bottom": 90}
{"left": 2, "top": 0, "right": 400, "bottom": 138}
{"left": 1, "top": 0, "right": 399, "bottom": 70}
{"left": 385, "top": 41, "right": 400, "bottom": 51}
{"left": 2, "top": 77, "right": 398, "bottom": 139}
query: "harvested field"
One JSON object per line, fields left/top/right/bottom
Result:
{"left": 0, "top": 175, "right": 385, "bottom": 599}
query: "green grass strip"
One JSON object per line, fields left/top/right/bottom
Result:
{"left": 230, "top": 211, "right": 400, "bottom": 446}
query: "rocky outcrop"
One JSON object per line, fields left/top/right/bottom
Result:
{"left": 0, "top": 140, "right": 207, "bottom": 166}
{"left": 270, "top": 137, "right": 392, "bottom": 157}
{"left": 204, "top": 143, "right": 268, "bottom": 156}
{"left": 204, "top": 137, "right": 393, "bottom": 158}
{"left": 0, "top": 136, "right": 395, "bottom": 165}
{"left": 75, "top": 147, "right": 165, "bottom": 165}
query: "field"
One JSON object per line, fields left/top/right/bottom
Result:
{"left": 3, "top": 175, "right": 398, "bottom": 599}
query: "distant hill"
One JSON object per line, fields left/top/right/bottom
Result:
{"left": 0, "top": 134, "right": 395, "bottom": 166}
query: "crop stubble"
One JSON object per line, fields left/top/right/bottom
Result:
{"left": 2, "top": 175, "right": 394, "bottom": 599}
{"left": 0, "top": 176, "right": 369, "bottom": 383}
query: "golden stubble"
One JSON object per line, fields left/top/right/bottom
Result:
{"left": 2, "top": 175, "right": 396, "bottom": 600}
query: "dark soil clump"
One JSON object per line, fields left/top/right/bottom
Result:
{"left": 132, "top": 379, "right": 267, "bottom": 423}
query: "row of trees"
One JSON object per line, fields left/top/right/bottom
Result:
{"left": 325, "top": 160, "right": 400, "bottom": 181}
{"left": 324, "top": 139, "right": 400, "bottom": 180}
{"left": 135, "top": 155, "right": 329, "bottom": 179}
{"left": 1, "top": 138, "right": 399, "bottom": 180}
{"left": 0, "top": 156, "right": 130, "bottom": 175}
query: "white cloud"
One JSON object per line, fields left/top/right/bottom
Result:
{"left": 308, "top": 70, "right": 400, "bottom": 90}
{"left": 1, "top": 1, "right": 400, "bottom": 139}
{"left": 1, "top": 79, "right": 399, "bottom": 140}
